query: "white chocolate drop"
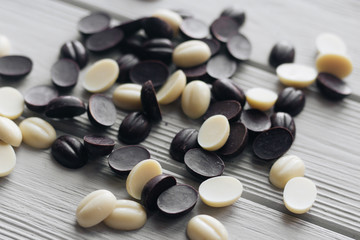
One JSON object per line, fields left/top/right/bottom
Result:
{"left": 112, "top": 83, "right": 142, "bottom": 110}
{"left": 0, "top": 116, "right": 22, "bottom": 147}
{"left": 0, "top": 141, "right": 16, "bottom": 177}
{"left": 187, "top": 214, "right": 228, "bottom": 240}
{"left": 269, "top": 155, "right": 305, "bottom": 189}
{"left": 19, "top": 117, "right": 56, "bottom": 149}
{"left": 126, "top": 159, "right": 162, "bottom": 200}
{"left": 246, "top": 87, "right": 278, "bottom": 111}
{"left": 199, "top": 176, "right": 243, "bottom": 207}
{"left": 104, "top": 199, "right": 147, "bottom": 230}
{"left": 84, "top": 59, "right": 119, "bottom": 93}
{"left": 157, "top": 70, "right": 186, "bottom": 104}
{"left": 316, "top": 53, "right": 353, "bottom": 79}
{"left": 173, "top": 40, "right": 211, "bottom": 68}
{"left": 276, "top": 63, "right": 317, "bottom": 88}
{"left": 283, "top": 177, "right": 317, "bottom": 214}
{"left": 76, "top": 189, "right": 117, "bottom": 228}
{"left": 181, "top": 80, "right": 210, "bottom": 119}
{"left": 198, "top": 115, "right": 230, "bottom": 151}
{"left": 152, "top": 9, "right": 183, "bottom": 36}
{"left": 0, "top": 87, "right": 24, "bottom": 119}
{"left": 316, "top": 33, "right": 347, "bottom": 54}
{"left": 0, "top": 35, "right": 11, "bottom": 57}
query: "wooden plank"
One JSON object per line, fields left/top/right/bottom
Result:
{"left": 0, "top": 0, "right": 359, "bottom": 239}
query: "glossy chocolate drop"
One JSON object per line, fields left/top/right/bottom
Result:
{"left": 227, "top": 33, "right": 251, "bottom": 61}
{"left": 45, "top": 96, "right": 86, "bottom": 118}
{"left": 118, "top": 112, "right": 152, "bottom": 144}
{"left": 0, "top": 55, "right": 32, "bottom": 78}
{"left": 51, "top": 59, "right": 79, "bottom": 91}
{"left": 180, "top": 18, "right": 209, "bottom": 39}
{"left": 78, "top": 12, "right": 110, "bottom": 35}
{"left": 221, "top": 6, "right": 246, "bottom": 27}
{"left": 203, "top": 100, "right": 242, "bottom": 121}
{"left": 24, "top": 85, "right": 59, "bottom": 112}
{"left": 85, "top": 28, "right": 124, "bottom": 52}
{"left": 184, "top": 148, "right": 225, "bottom": 180}
{"left": 51, "top": 135, "right": 87, "bottom": 169}
{"left": 269, "top": 41, "right": 295, "bottom": 68}
{"left": 83, "top": 135, "right": 115, "bottom": 156}
{"left": 252, "top": 127, "right": 293, "bottom": 160}
{"left": 218, "top": 121, "right": 248, "bottom": 157}
{"left": 141, "top": 174, "right": 177, "bottom": 210}
{"left": 143, "top": 38, "right": 173, "bottom": 63}
{"left": 206, "top": 54, "right": 237, "bottom": 79}
{"left": 274, "top": 87, "right": 305, "bottom": 116}
{"left": 170, "top": 128, "right": 199, "bottom": 162}
{"left": 60, "top": 40, "right": 89, "bottom": 69}
{"left": 210, "top": 16, "right": 239, "bottom": 43}
{"left": 316, "top": 72, "right": 352, "bottom": 100}
{"left": 143, "top": 17, "right": 173, "bottom": 39}
{"left": 108, "top": 145, "right": 150, "bottom": 176}
{"left": 141, "top": 80, "right": 162, "bottom": 122}
{"left": 211, "top": 78, "right": 246, "bottom": 107}
{"left": 116, "top": 54, "right": 140, "bottom": 82}
{"left": 157, "top": 184, "right": 198, "bottom": 217}
{"left": 240, "top": 109, "right": 271, "bottom": 133}
{"left": 271, "top": 112, "right": 296, "bottom": 138}
{"left": 130, "top": 60, "right": 169, "bottom": 88}
{"left": 87, "top": 94, "right": 116, "bottom": 128}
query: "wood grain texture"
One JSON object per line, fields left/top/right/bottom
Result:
{"left": 0, "top": 0, "right": 359, "bottom": 239}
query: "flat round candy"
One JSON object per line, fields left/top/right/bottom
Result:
{"left": 45, "top": 96, "right": 86, "bottom": 118}
{"left": 170, "top": 128, "right": 199, "bottom": 162}
{"left": 226, "top": 33, "right": 251, "bottom": 61}
{"left": 83, "top": 135, "right": 115, "bottom": 156}
{"left": 181, "top": 64, "right": 208, "bottom": 81}
{"left": 118, "top": 112, "right": 152, "bottom": 144}
{"left": 316, "top": 53, "right": 353, "bottom": 79}
{"left": 218, "top": 121, "right": 248, "bottom": 157}
{"left": 0, "top": 55, "right": 32, "bottom": 78}
{"left": 78, "top": 12, "right": 111, "bottom": 35}
{"left": 85, "top": 28, "right": 124, "bottom": 52}
{"left": 180, "top": 18, "right": 209, "bottom": 39}
{"left": 130, "top": 60, "right": 169, "bottom": 88}
{"left": 203, "top": 100, "right": 241, "bottom": 122}
{"left": 184, "top": 148, "right": 225, "bottom": 180}
{"left": 283, "top": 177, "right": 317, "bottom": 214}
{"left": 24, "top": 85, "right": 59, "bottom": 112}
{"left": 210, "top": 16, "right": 239, "bottom": 43}
{"left": 0, "top": 87, "right": 24, "bottom": 119}
{"left": 276, "top": 63, "right": 317, "bottom": 88}
{"left": 51, "top": 59, "right": 79, "bottom": 90}
{"left": 141, "top": 80, "right": 162, "bottom": 122}
{"left": 252, "top": 127, "right": 293, "bottom": 160}
{"left": 108, "top": 145, "right": 150, "bottom": 176}
{"left": 316, "top": 72, "right": 351, "bottom": 100}
{"left": 84, "top": 59, "right": 119, "bottom": 93}
{"left": 274, "top": 87, "right": 305, "bottom": 116}
{"left": 87, "top": 94, "right": 116, "bottom": 128}
{"left": 240, "top": 109, "right": 270, "bottom": 133}
{"left": 315, "top": 33, "right": 347, "bottom": 54}
{"left": 0, "top": 141, "right": 16, "bottom": 177}
{"left": 206, "top": 54, "right": 237, "bottom": 79}
{"left": 199, "top": 176, "right": 243, "bottom": 207}
{"left": 198, "top": 115, "right": 230, "bottom": 151}
{"left": 157, "top": 184, "right": 198, "bottom": 217}
{"left": 202, "top": 38, "right": 220, "bottom": 56}
{"left": 246, "top": 87, "right": 278, "bottom": 111}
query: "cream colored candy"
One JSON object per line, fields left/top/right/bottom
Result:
{"left": 316, "top": 53, "right": 353, "bottom": 79}
{"left": 76, "top": 189, "right": 116, "bottom": 228}
{"left": 276, "top": 63, "right": 317, "bottom": 88}
{"left": 246, "top": 87, "right": 278, "bottom": 111}
{"left": 126, "top": 159, "right": 162, "bottom": 200}
{"left": 199, "top": 176, "right": 243, "bottom": 207}
{"left": 0, "top": 87, "right": 24, "bottom": 119}
{"left": 152, "top": 9, "right": 183, "bottom": 36}
{"left": 0, "top": 116, "right": 22, "bottom": 147}
{"left": 157, "top": 70, "right": 186, "bottom": 104}
{"left": 187, "top": 214, "right": 228, "bottom": 240}
{"left": 181, "top": 80, "right": 210, "bottom": 119}
{"left": 0, "top": 141, "right": 16, "bottom": 177}
{"left": 283, "top": 177, "right": 317, "bottom": 214}
{"left": 83, "top": 59, "right": 119, "bottom": 93}
{"left": 269, "top": 155, "right": 305, "bottom": 189}
{"left": 0, "top": 35, "right": 11, "bottom": 57}
{"left": 19, "top": 117, "right": 56, "bottom": 149}
{"left": 173, "top": 40, "right": 211, "bottom": 68}
{"left": 315, "top": 33, "right": 347, "bottom": 54}
{"left": 198, "top": 115, "right": 230, "bottom": 151}
{"left": 112, "top": 83, "right": 142, "bottom": 110}
{"left": 104, "top": 199, "right": 147, "bottom": 230}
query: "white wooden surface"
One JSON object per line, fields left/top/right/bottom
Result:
{"left": 0, "top": 0, "right": 359, "bottom": 239}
